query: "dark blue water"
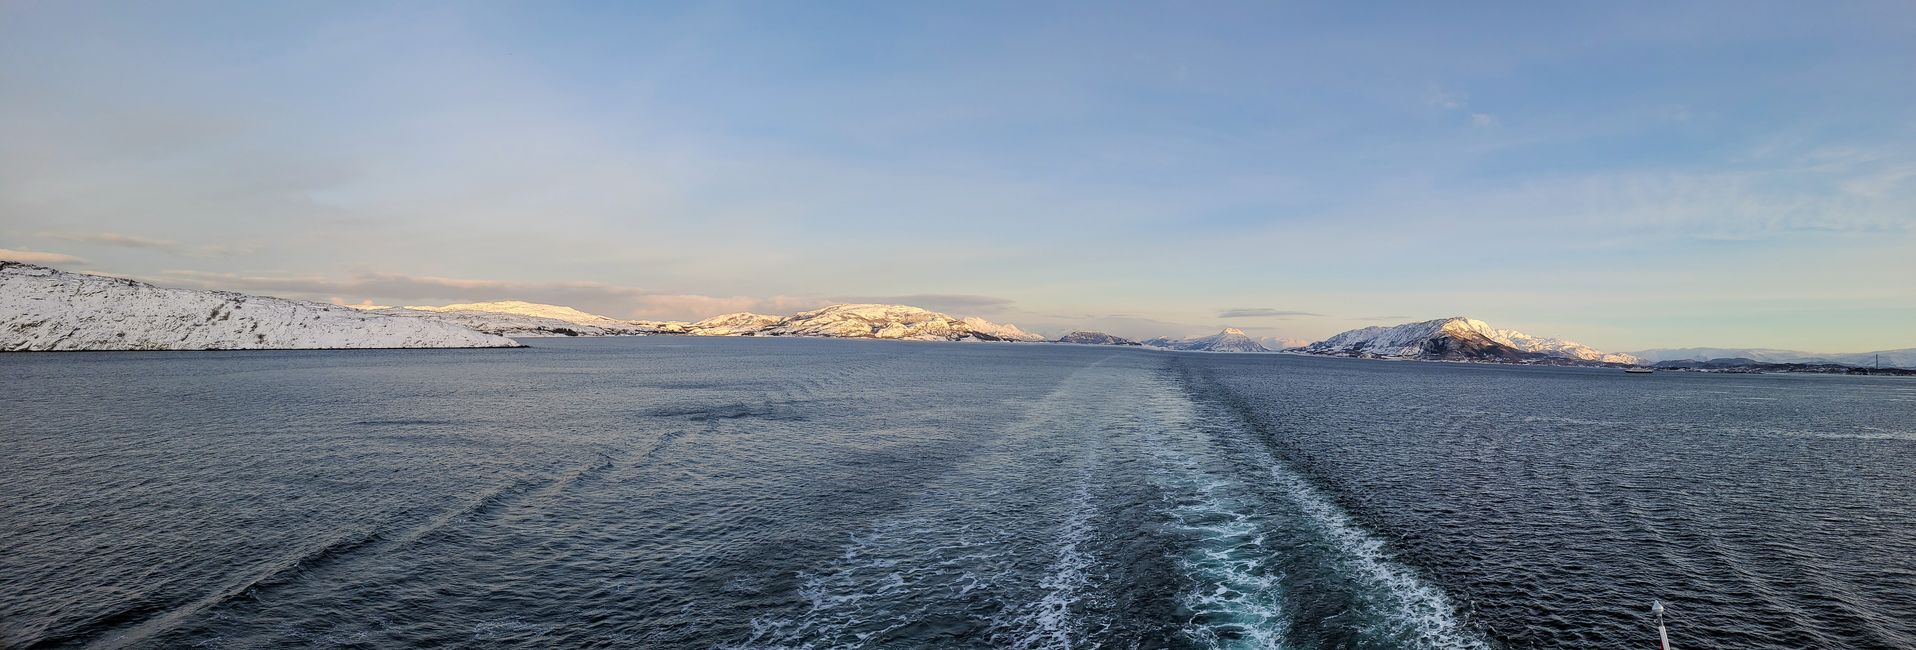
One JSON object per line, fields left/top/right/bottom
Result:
{"left": 3, "top": 337, "right": 1913, "bottom": 648}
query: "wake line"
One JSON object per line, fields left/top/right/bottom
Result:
{"left": 83, "top": 526, "right": 386, "bottom": 650}
{"left": 78, "top": 451, "right": 628, "bottom": 649}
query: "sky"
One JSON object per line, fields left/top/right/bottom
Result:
{"left": 2, "top": 1, "right": 1913, "bottom": 352}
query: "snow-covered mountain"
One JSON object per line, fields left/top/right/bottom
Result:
{"left": 753, "top": 304, "right": 1045, "bottom": 342}
{"left": 375, "top": 301, "right": 664, "bottom": 336}
{"left": 1302, "top": 317, "right": 1638, "bottom": 364}
{"left": 1632, "top": 347, "right": 1916, "bottom": 369}
{"left": 1054, "top": 331, "right": 1141, "bottom": 346}
{"left": 1, "top": 262, "right": 519, "bottom": 351}
{"left": 1145, "top": 328, "right": 1271, "bottom": 352}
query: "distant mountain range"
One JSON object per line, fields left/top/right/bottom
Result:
{"left": 368, "top": 301, "right": 668, "bottom": 337}
{"left": 1299, "top": 317, "right": 1639, "bottom": 365}
{"left": 376, "top": 301, "right": 1046, "bottom": 342}
{"left": 1054, "top": 331, "right": 1141, "bottom": 346}
{"left": 1649, "top": 357, "right": 1916, "bottom": 375}
{"left": 1143, "top": 328, "right": 1271, "bottom": 352}
{"left": 749, "top": 304, "right": 1045, "bottom": 341}
{"left": 4, "top": 260, "right": 1910, "bottom": 366}
{"left": 1630, "top": 347, "right": 1916, "bottom": 369}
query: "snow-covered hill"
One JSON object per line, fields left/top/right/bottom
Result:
{"left": 1054, "top": 331, "right": 1140, "bottom": 345}
{"left": 1302, "top": 317, "right": 1638, "bottom": 364}
{"left": 1632, "top": 347, "right": 1916, "bottom": 369}
{"left": 1, "top": 262, "right": 520, "bottom": 351}
{"left": 1144, "top": 328, "right": 1271, "bottom": 352}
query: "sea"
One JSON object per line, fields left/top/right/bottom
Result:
{"left": 4, "top": 337, "right": 1913, "bottom": 649}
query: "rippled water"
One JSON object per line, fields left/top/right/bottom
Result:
{"left": 3, "top": 337, "right": 1913, "bottom": 648}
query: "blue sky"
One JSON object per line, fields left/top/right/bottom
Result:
{"left": 2, "top": 1, "right": 1912, "bottom": 351}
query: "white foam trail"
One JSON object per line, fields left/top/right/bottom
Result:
{"left": 734, "top": 517, "right": 1022, "bottom": 649}
{"left": 1144, "top": 369, "right": 1488, "bottom": 649}
{"left": 733, "top": 360, "right": 1128, "bottom": 649}
{"left": 991, "top": 484, "right": 1100, "bottom": 649}
{"left": 1262, "top": 462, "right": 1492, "bottom": 650}
{"left": 1136, "top": 385, "right": 1292, "bottom": 649}
{"left": 1167, "top": 481, "right": 1290, "bottom": 649}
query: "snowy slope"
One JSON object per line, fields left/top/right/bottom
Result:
{"left": 756, "top": 304, "right": 1045, "bottom": 341}
{"left": 1, "top": 262, "right": 519, "bottom": 351}
{"left": 958, "top": 316, "right": 1045, "bottom": 342}
{"left": 1303, "top": 317, "right": 1637, "bottom": 364}
{"left": 1484, "top": 328, "right": 1637, "bottom": 364}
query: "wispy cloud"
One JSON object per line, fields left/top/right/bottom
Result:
{"left": 1217, "top": 308, "right": 1322, "bottom": 318}
{"left": 0, "top": 248, "right": 87, "bottom": 265}
{"left": 1424, "top": 84, "right": 1499, "bottom": 128}
{"left": 43, "top": 232, "right": 256, "bottom": 258}
{"left": 1425, "top": 84, "right": 1468, "bottom": 110}
{"left": 1840, "top": 164, "right": 1916, "bottom": 198}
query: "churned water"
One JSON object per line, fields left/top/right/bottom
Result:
{"left": 2, "top": 337, "right": 1912, "bottom": 648}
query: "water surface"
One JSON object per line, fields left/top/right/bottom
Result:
{"left": 3, "top": 337, "right": 1912, "bottom": 648}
